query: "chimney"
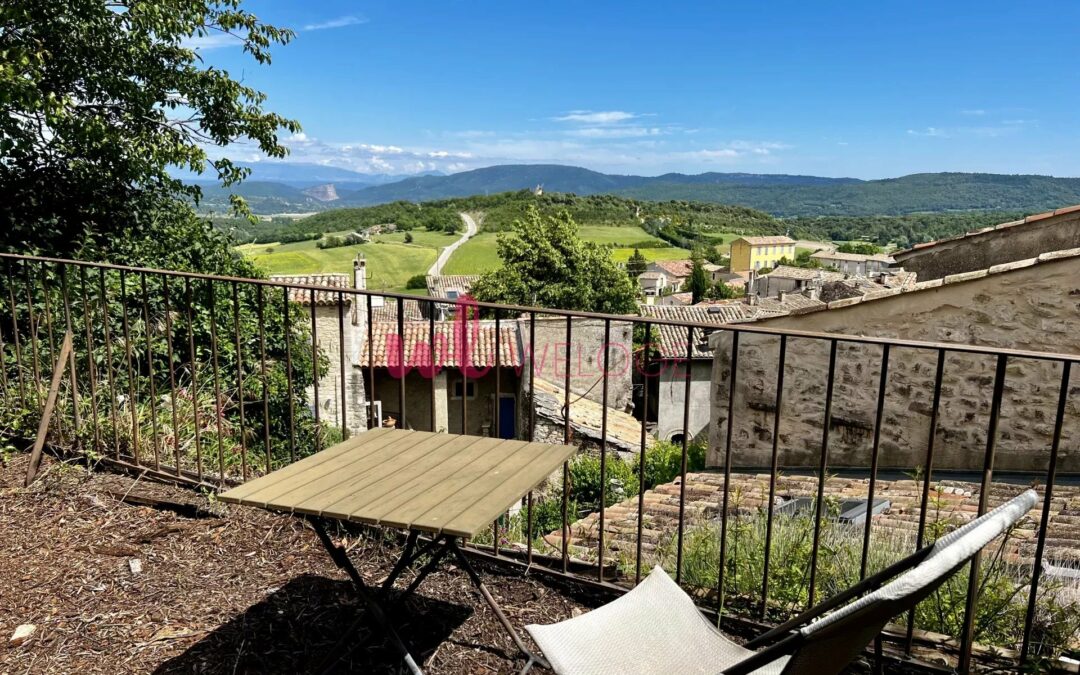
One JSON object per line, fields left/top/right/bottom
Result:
{"left": 778, "top": 290, "right": 788, "bottom": 304}
{"left": 747, "top": 293, "right": 759, "bottom": 307}
{"left": 353, "top": 254, "right": 367, "bottom": 291}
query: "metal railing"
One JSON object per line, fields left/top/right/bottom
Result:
{"left": 1, "top": 251, "right": 1077, "bottom": 671}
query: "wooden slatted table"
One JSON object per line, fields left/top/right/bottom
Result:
{"left": 219, "top": 428, "right": 577, "bottom": 674}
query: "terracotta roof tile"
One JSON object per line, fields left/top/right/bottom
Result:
{"left": 269, "top": 274, "right": 352, "bottom": 306}
{"left": 651, "top": 259, "right": 695, "bottom": 278}
{"left": 426, "top": 275, "right": 480, "bottom": 299}
{"left": 368, "top": 298, "right": 426, "bottom": 323}
{"left": 359, "top": 320, "right": 521, "bottom": 368}
{"left": 734, "top": 235, "right": 796, "bottom": 246}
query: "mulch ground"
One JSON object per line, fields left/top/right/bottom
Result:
{"left": 0, "top": 454, "right": 600, "bottom": 674}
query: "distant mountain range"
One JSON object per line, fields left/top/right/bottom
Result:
{"left": 189, "top": 163, "right": 1080, "bottom": 217}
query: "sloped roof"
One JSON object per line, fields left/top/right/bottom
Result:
{"left": 733, "top": 235, "right": 796, "bottom": 246}
{"left": 359, "top": 320, "right": 521, "bottom": 368}
{"left": 810, "top": 251, "right": 895, "bottom": 263}
{"left": 764, "top": 265, "right": 845, "bottom": 282}
{"left": 641, "top": 303, "right": 788, "bottom": 358}
{"left": 369, "top": 298, "right": 426, "bottom": 323}
{"left": 651, "top": 259, "right": 694, "bottom": 278}
{"left": 269, "top": 274, "right": 352, "bottom": 306}
{"left": 426, "top": 275, "right": 480, "bottom": 299}
{"left": 530, "top": 377, "right": 654, "bottom": 453}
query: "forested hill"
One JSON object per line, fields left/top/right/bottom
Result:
{"left": 613, "top": 172, "right": 1080, "bottom": 216}
{"left": 202, "top": 164, "right": 1080, "bottom": 217}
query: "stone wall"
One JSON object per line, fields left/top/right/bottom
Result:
{"left": 307, "top": 306, "right": 367, "bottom": 434}
{"left": 894, "top": 208, "right": 1080, "bottom": 281}
{"left": 529, "top": 317, "right": 634, "bottom": 410}
{"left": 655, "top": 359, "right": 713, "bottom": 443}
{"left": 708, "top": 253, "right": 1080, "bottom": 473}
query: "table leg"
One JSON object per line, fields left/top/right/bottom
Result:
{"left": 308, "top": 518, "right": 425, "bottom": 675}
{"left": 446, "top": 537, "right": 551, "bottom": 671}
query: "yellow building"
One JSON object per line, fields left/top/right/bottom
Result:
{"left": 729, "top": 235, "right": 797, "bottom": 272}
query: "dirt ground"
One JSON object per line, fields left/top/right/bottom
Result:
{"left": 0, "top": 454, "right": 602, "bottom": 674}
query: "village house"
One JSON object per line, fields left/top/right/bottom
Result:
{"left": 359, "top": 319, "right": 522, "bottom": 436}
{"left": 809, "top": 250, "right": 895, "bottom": 276}
{"left": 269, "top": 264, "right": 369, "bottom": 435}
{"left": 746, "top": 265, "right": 844, "bottom": 298}
{"left": 637, "top": 271, "right": 668, "bottom": 301}
{"left": 729, "top": 235, "right": 796, "bottom": 272}
{"left": 425, "top": 274, "right": 481, "bottom": 319}
{"left": 644, "top": 259, "right": 694, "bottom": 290}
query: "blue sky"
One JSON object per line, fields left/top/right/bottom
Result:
{"left": 194, "top": 1, "right": 1080, "bottom": 179}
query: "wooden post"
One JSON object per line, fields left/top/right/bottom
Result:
{"left": 25, "top": 330, "right": 73, "bottom": 486}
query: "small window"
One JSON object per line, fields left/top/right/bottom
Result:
{"left": 452, "top": 380, "right": 476, "bottom": 400}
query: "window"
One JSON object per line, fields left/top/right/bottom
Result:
{"left": 452, "top": 379, "right": 476, "bottom": 400}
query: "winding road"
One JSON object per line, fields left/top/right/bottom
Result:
{"left": 428, "top": 212, "right": 478, "bottom": 276}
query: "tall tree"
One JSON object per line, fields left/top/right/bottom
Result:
{"left": 625, "top": 248, "right": 648, "bottom": 279}
{"left": 0, "top": 0, "right": 299, "bottom": 273}
{"left": 686, "top": 249, "right": 710, "bottom": 303}
{"left": 470, "top": 207, "right": 638, "bottom": 314}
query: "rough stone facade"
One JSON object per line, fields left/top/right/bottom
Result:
{"left": 708, "top": 252, "right": 1080, "bottom": 473}
{"left": 529, "top": 317, "right": 634, "bottom": 411}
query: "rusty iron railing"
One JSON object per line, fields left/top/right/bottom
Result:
{"left": 1, "top": 251, "right": 1078, "bottom": 671}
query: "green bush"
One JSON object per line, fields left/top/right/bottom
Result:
{"left": 405, "top": 274, "right": 427, "bottom": 290}
{"left": 634, "top": 440, "right": 707, "bottom": 491}
{"left": 569, "top": 454, "right": 640, "bottom": 511}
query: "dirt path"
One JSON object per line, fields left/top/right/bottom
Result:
{"left": 428, "top": 212, "right": 478, "bottom": 276}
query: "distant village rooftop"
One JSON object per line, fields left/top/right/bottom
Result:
{"left": 734, "top": 235, "right": 796, "bottom": 245}
{"left": 269, "top": 273, "right": 352, "bottom": 305}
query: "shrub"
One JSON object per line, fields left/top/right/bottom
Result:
{"left": 404, "top": 232, "right": 414, "bottom": 244}
{"left": 569, "top": 454, "right": 640, "bottom": 511}
{"left": 405, "top": 274, "right": 427, "bottom": 290}
{"left": 633, "top": 440, "right": 706, "bottom": 490}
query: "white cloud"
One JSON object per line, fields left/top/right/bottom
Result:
{"left": 303, "top": 16, "right": 367, "bottom": 31}
{"left": 180, "top": 32, "right": 245, "bottom": 51}
{"left": 961, "top": 109, "right": 987, "bottom": 116}
{"left": 566, "top": 126, "right": 665, "bottom": 139}
{"left": 553, "top": 110, "right": 640, "bottom": 125}
{"left": 907, "top": 127, "right": 948, "bottom": 138}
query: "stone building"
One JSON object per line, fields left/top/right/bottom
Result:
{"left": 707, "top": 245, "right": 1080, "bottom": 474}
{"left": 271, "top": 263, "right": 369, "bottom": 435}
{"left": 809, "top": 250, "right": 894, "bottom": 276}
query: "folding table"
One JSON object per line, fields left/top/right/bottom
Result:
{"left": 218, "top": 427, "right": 579, "bottom": 674}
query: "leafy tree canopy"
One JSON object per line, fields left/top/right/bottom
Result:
{"left": 836, "top": 241, "right": 883, "bottom": 255}
{"left": 0, "top": 0, "right": 299, "bottom": 273}
{"left": 625, "top": 248, "right": 648, "bottom": 278}
{"left": 470, "top": 207, "right": 638, "bottom": 314}
{"left": 686, "top": 248, "right": 710, "bottom": 303}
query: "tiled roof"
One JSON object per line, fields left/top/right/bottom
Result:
{"left": 369, "top": 297, "right": 426, "bottom": 323}
{"left": 359, "top": 320, "right": 521, "bottom": 368}
{"left": 893, "top": 204, "right": 1080, "bottom": 258}
{"left": 638, "top": 271, "right": 665, "bottom": 280}
{"left": 651, "top": 259, "right": 694, "bottom": 278}
{"left": 269, "top": 274, "right": 352, "bottom": 306}
{"left": 426, "top": 275, "right": 480, "bottom": 299}
{"left": 641, "top": 303, "right": 786, "bottom": 358}
{"left": 764, "top": 265, "right": 845, "bottom": 282}
{"left": 810, "top": 251, "right": 895, "bottom": 263}
{"left": 530, "top": 377, "right": 654, "bottom": 453}
{"left": 734, "top": 235, "right": 796, "bottom": 246}
{"left": 755, "top": 293, "right": 827, "bottom": 314}
{"left": 660, "top": 291, "right": 693, "bottom": 306}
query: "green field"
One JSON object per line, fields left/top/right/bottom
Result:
{"left": 237, "top": 230, "right": 453, "bottom": 292}
{"left": 241, "top": 224, "right": 701, "bottom": 287}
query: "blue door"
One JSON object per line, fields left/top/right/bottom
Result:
{"left": 498, "top": 396, "right": 516, "bottom": 439}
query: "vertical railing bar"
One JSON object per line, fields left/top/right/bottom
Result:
{"left": 366, "top": 294, "right": 374, "bottom": 430}
{"left": 6, "top": 261, "right": 27, "bottom": 408}
{"left": 429, "top": 299, "right": 436, "bottom": 432}
{"left": 860, "top": 343, "right": 892, "bottom": 580}
{"left": 208, "top": 282, "right": 226, "bottom": 483}
{"left": 310, "top": 289, "right": 321, "bottom": 452}
{"left": 23, "top": 262, "right": 42, "bottom": 409}
{"left": 494, "top": 307, "right": 502, "bottom": 556}
{"left": 140, "top": 272, "right": 161, "bottom": 470}
{"left": 561, "top": 314, "right": 572, "bottom": 573}
{"left": 598, "top": 318, "right": 611, "bottom": 582}
{"left": 119, "top": 271, "right": 139, "bottom": 464}
{"left": 59, "top": 265, "right": 82, "bottom": 445}
{"left": 958, "top": 354, "right": 1008, "bottom": 673}
{"left": 807, "top": 338, "right": 838, "bottom": 609}
{"left": 395, "top": 295, "right": 403, "bottom": 432}
{"left": 161, "top": 275, "right": 181, "bottom": 474}
{"left": 39, "top": 263, "right": 57, "bottom": 368}
{"left": 905, "top": 347, "right": 946, "bottom": 653}
{"left": 1020, "top": 360, "right": 1071, "bottom": 665}
{"left": 340, "top": 292, "right": 349, "bottom": 438}
{"left": 78, "top": 266, "right": 102, "bottom": 456}
{"left": 257, "top": 285, "right": 272, "bottom": 473}
{"left": 675, "top": 325, "right": 694, "bottom": 585}
{"left": 717, "top": 330, "right": 740, "bottom": 611}
{"left": 635, "top": 321, "right": 651, "bottom": 585}
{"left": 0, "top": 270, "right": 7, "bottom": 400}
{"left": 232, "top": 281, "right": 247, "bottom": 480}
{"left": 527, "top": 310, "right": 536, "bottom": 567}
{"left": 184, "top": 277, "right": 203, "bottom": 480}
{"left": 99, "top": 269, "right": 120, "bottom": 459}
{"left": 461, "top": 302, "right": 468, "bottom": 435}
{"left": 283, "top": 287, "right": 297, "bottom": 463}
{"left": 760, "top": 333, "right": 787, "bottom": 619}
